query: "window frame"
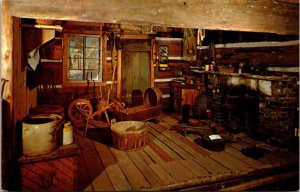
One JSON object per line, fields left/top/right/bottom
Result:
{"left": 62, "top": 32, "right": 104, "bottom": 87}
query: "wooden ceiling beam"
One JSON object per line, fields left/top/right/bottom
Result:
{"left": 7, "top": 0, "right": 299, "bottom": 35}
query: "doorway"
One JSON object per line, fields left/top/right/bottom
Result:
{"left": 121, "top": 39, "right": 151, "bottom": 105}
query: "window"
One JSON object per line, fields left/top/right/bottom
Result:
{"left": 66, "top": 34, "right": 102, "bottom": 83}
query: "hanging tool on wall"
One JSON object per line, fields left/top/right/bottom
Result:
{"left": 197, "top": 29, "right": 205, "bottom": 46}
{"left": 197, "top": 29, "right": 205, "bottom": 66}
{"left": 152, "top": 40, "right": 159, "bottom": 75}
{"left": 208, "top": 42, "right": 215, "bottom": 63}
{"left": 183, "top": 28, "right": 197, "bottom": 61}
{"left": 1, "top": 78, "right": 9, "bottom": 99}
{"left": 106, "top": 32, "right": 118, "bottom": 105}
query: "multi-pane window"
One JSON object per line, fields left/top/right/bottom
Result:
{"left": 68, "top": 35, "right": 102, "bottom": 81}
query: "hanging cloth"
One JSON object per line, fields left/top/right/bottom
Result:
{"left": 28, "top": 47, "right": 40, "bottom": 71}
{"left": 27, "top": 47, "right": 42, "bottom": 90}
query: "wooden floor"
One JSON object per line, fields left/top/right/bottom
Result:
{"left": 73, "top": 113, "right": 299, "bottom": 191}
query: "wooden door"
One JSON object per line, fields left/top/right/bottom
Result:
{"left": 121, "top": 40, "right": 151, "bottom": 99}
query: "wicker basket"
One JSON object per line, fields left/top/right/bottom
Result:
{"left": 111, "top": 121, "right": 148, "bottom": 151}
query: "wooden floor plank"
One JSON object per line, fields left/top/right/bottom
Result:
{"left": 229, "top": 142, "right": 273, "bottom": 168}
{"left": 149, "top": 164, "right": 176, "bottom": 185}
{"left": 180, "top": 159, "right": 210, "bottom": 177}
{"left": 156, "top": 115, "right": 178, "bottom": 126}
{"left": 93, "top": 141, "right": 132, "bottom": 191}
{"left": 110, "top": 148, "right": 151, "bottom": 189}
{"left": 127, "top": 151, "right": 163, "bottom": 187}
{"left": 76, "top": 133, "right": 105, "bottom": 186}
{"left": 106, "top": 164, "right": 132, "bottom": 191}
{"left": 143, "top": 145, "right": 166, "bottom": 164}
{"left": 148, "top": 141, "right": 174, "bottom": 162}
{"left": 259, "top": 152, "right": 293, "bottom": 167}
{"left": 185, "top": 134, "right": 201, "bottom": 143}
{"left": 84, "top": 184, "right": 93, "bottom": 191}
{"left": 90, "top": 171, "right": 114, "bottom": 191}
{"left": 194, "top": 156, "right": 229, "bottom": 174}
{"left": 225, "top": 145, "right": 267, "bottom": 169}
{"left": 210, "top": 153, "right": 252, "bottom": 171}
{"left": 137, "top": 150, "right": 155, "bottom": 165}
{"left": 148, "top": 126, "right": 193, "bottom": 160}
{"left": 93, "top": 141, "right": 116, "bottom": 167}
{"left": 159, "top": 160, "right": 196, "bottom": 181}
{"left": 230, "top": 142, "right": 251, "bottom": 151}
{"left": 73, "top": 133, "right": 92, "bottom": 190}
{"left": 148, "top": 131, "right": 182, "bottom": 160}
{"left": 150, "top": 123, "right": 210, "bottom": 158}
{"left": 74, "top": 112, "right": 300, "bottom": 191}
{"left": 149, "top": 124, "right": 193, "bottom": 159}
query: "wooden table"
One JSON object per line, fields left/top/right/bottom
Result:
{"left": 170, "top": 81, "right": 206, "bottom": 115}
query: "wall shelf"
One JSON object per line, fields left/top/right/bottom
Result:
{"left": 41, "top": 59, "right": 62, "bottom": 63}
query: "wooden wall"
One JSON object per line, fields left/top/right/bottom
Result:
{"left": 13, "top": 20, "right": 299, "bottom": 113}
{"left": 32, "top": 24, "right": 299, "bottom": 111}
{"left": 2, "top": 1, "right": 298, "bottom": 190}
{"left": 201, "top": 45, "right": 299, "bottom": 68}
{"left": 1, "top": 17, "right": 40, "bottom": 190}
{"left": 14, "top": 19, "right": 39, "bottom": 153}
{"left": 153, "top": 34, "right": 299, "bottom": 110}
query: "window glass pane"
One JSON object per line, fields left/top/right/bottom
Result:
{"left": 69, "top": 58, "right": 83, "bottom": 69}
{"left": 69, "top": 36, "right": 83, "bottom": 48}
{"left": 67, "top": 35, "right": 102, "bottom": 82}
{"left": 84, "top": 70, "right": 100, "bottom": 80}
{"left": 85, "top": 37, "right": 99, "bottom": 48}
{"left": 69, "top": 47, "right": 83, "bottom": 58}
{"left": 85, "top": 48, "right": 99, "bottom": 59}
{"left": 68, "top": 70, "right": 83, "bottom": 80}
{"left": 85, "top": 59, "right": 100, "bottom": 69}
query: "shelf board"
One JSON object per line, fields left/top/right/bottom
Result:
{"left": 41, "top": 59, "right": 62, "bottom": 63}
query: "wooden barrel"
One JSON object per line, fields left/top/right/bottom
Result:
{"left": 111, "top": 121, "right": 148, "bottom": 151}
{"left": 144, "top": 87, "right": 162, "bottom": 106}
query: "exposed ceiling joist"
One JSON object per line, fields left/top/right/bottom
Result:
{"left": 7, "top": 0, "right": 299, "bottom": 35}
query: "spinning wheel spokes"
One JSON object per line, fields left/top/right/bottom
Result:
{"left": 68, "top": 99, "right": 93, "bottom": 124}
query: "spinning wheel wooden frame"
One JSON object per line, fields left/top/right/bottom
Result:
{"left": 68, "top": 97, "right": 125, "bottom": 136}
{"left": 67, "top": 99, "right": 93, "bottom": 124}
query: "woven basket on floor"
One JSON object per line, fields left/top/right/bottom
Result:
{"left": 111, "top": 121, "right": 148, "bottom": 151}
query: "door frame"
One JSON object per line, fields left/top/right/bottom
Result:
{"left": 120, "top": 34, "right": 155, "bottom": 87}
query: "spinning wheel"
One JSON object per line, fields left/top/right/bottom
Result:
{"left": 68, "top": 96, "right": 125, "bottom": 136}
{"left": 68, "top": 99, "right": 93, "bottom": 124}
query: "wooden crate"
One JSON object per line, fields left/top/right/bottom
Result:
{"left": 19, "top": 144, "right": 79, "bottom": 191}
{"left": 115, "top": 104, "right": 161, "bottom": 121}
{"left": 116, "top": 87, "right": 162, "bottom": 121}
